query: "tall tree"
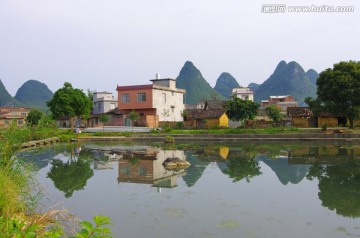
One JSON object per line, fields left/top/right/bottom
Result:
{"left": 26, "top": 108, "right": 43, "bottom": 126}
{"left": 316, "top": 61, "right": 360, "bottom": 128}
{"left": 225, "top": 95, "right": 259, "bottom": 128}
{"left": 47, "top": 82, "right": 92, "bottom": 130}
{"left": 265, "top": 105, "right": 283, "bottom": 124}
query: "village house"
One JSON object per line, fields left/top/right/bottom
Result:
{"left": 0, "top": 107, "right": 30, "bottom": 127}
{"left": 184, "top": 100, "right": 229, "bottom": 129}
{"left": 92, "top": 92, "right": 117, "bottom": 114}
{"left": 232, "top": 87, "right": 254, "bottom": 101}
{"left": 116, "top": 76, "right": 186, "bottom": 128}
{"left": 261, "top": 95, "right": 298, "bottom": 113}
{"left": 87, "top": 92, "right": 118, "bottom": 127}
{"left": 287, "top": 107, "right": 348, "bottom": 128}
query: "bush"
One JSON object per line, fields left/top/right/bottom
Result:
{"left": 165, "top": 136, "right": 175, "bottom": 143}
{"left": 321, "top": 124, "right": 328, "bottom": 131}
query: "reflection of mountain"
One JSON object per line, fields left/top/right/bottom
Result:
{"left": 257, "top": 154, "right": 311, "bottom": 185}
{"left": 307, "top": 162, "right": 360, "bottom": 218}
{"left": 181, "top": 151, "right": 209, "bottom": 187}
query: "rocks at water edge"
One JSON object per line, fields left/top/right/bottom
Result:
{"left": 163, "top": 157, "right": 191, "bottom": 170}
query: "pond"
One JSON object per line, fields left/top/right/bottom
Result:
{"left": 19, "top": 141, "right": 360, "bottom": 238}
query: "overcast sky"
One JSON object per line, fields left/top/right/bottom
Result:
{"left": 1, "top": 0, "right": 359, "bottom": 96}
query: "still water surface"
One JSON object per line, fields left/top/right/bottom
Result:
{"left": 20, "top": 141, "right": 360, "bottom": 238}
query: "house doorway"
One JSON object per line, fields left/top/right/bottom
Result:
{"left": 125, "top": 118, "right": 131, "bottom": 127}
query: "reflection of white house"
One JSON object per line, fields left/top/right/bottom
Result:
{"left": 118, "top": 148, "right": 186, "bottom": 188}
{"left": 232, "top": 87, "right": 254, "bottom": 101}
{"left": 92, "top": 92, "right": 118, "bottom": 114}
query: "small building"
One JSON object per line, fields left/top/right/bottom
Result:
{"left": 287, "top": 107, "right": 347, "bottom": 128}
{"left": 261, "top": 95, "right": 298, "bottom": 114}
{"left": 184, "top": 100, "right": 228, "bottom": 129}
{"left": 116, "top": 76, "right": 186, "bottom": 128}
{"left": 232, "top": 87, "right": 254, "bottom": 101}
{"left": 287, "top": 107, "right": 314, "bottom": 127}
{"left": 0, "top": 107, "right": 30, "bottom": 127}
{"left": 92, "top": 92, "right": 117, "bottom": 114}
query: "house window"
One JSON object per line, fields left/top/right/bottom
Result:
{"left": 137, "top": 93, "right": 146, "bottom": 102}
{"left": 121, "top": 166, "right": 130, "bottom": 175}
{"left": 21, "top": 113, "right": 27, "bottom": 116}
{"left": 162, "top": 93, "right": 166, "bottom": 103}
{"left": 18, "top": 120, "right": 23, "bottom": 125}
{"left": 4, "top": 120, "right": 9, "bottom": 124}
{"left": 121, "top": 93, "right": 130, "bottom": 103}
{"left": 138, "top": 167, "right": 147, "bottom": 176}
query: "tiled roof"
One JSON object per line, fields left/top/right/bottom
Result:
{"left": 287, "top": 107, "right": 313, "bottom": 117}
{"left": 204, "top": 100, "right": 226, "bottom": 110}
{"left": 287, "top": 107, "right": 343, "bottom": 117}
{"left": 116, "top": 84, "right": 153, "bottom": 91}
{"left": 185, "top": 109, "right": 226, "bottom": 119}
{"left": 107, "top": 107, "right": 125, "bottom": 115}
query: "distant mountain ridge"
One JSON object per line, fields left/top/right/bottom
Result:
{"left": 214, "top": 72, "right": 240, "bottom": 99}
{"left": 176, "top": 61, "right": 224, "bottom": 104}
{"left": 0, "top": 79, "right": 53, "bottom": 111}
{"left": 252, "top": 61, "right": 318, "bottom": 105}
{"left": 0, "top": 79, "right": 21, "bottom": 107}
{"left": 15, "top": 80, "right": 53, "bottom": 111}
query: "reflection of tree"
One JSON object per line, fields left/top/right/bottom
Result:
{"left": 221, "top": 154, "right": 262, "bottom": 183}
{"left": 307, "top": 162, "right": 360, "bottom": 218}
{"left": 47, "top": 158, "right": 94, "bottom": 198}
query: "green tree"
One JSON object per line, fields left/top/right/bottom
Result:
{"left": 26, "top": 108, "right": 43, "bottom": 126}
{"left": 128, "top": 110, "right": 140, "bottom": 132}
{"left": 315, "top": 61, "right": 360, "bottom": 128}
{"left": 47, "top": 82, "right": 92, "bottom": 131}
{"left": 264, "top": 105, "right": 283, "bottom": 124}
{"left": 225, "top": 95, "right": 259, "bottom": 128}
{"left": 99, "top": 114, "right": 109, "bottom": 132}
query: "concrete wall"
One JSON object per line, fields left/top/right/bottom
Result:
{"left": 118, "top": 87, "right": 153, "bottom": 110}
{"left": 318, "top": 117, "right": 338, "bottom": 127}
{"left": 292, "top": 118, "right": 309, "bottom": 128}
{"left": 153, "top": 88, "right": 185, "bottom": 122}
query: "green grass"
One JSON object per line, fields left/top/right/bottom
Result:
{"left": 156, "top": 127, "right": 301, "bottom": 135}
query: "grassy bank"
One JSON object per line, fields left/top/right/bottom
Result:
{"left": 0, "top": 124, "right": 112, "bottom": 237}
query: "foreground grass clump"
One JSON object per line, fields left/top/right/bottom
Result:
{"left": 0, "top": 124, "right": 113, "bottom": 237}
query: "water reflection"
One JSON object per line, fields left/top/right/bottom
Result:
{"left": 117, "top": 147, "right": 186, "bottom": 188}
{"left": 19, "top": 142, "right": 360, "bottom": 219}
{"left": 47, "top": 144, "right": 94, "bottom": 198}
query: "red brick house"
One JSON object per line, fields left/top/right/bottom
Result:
{"left": 0, "top": 107, "right": 30, "bottom": 127}
{"left": 116, "top": 77, "right": 186, "bottom": 128}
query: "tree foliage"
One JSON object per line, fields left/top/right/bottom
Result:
{"left": 225, "top": 95, "right": 259, "bottom": 126}
{"left": 307, "top": 162, "right": 360, "bottom": 218}
{"left": 47, "top": 82, "right": 92, "bottom": 130}
{"left": 222, "top": 148, "right": 261, "bottom": 182}
{"left": 26, "top": 108, "right": 43, "bottom": 126}
{"left": 315, "top": 61, "right": 360, "bottom": 128}
{"left": 47, "top": 157, "right": 94, "bottom": 198}
{"left": 264, "top": 105, "right": 283, "bottom": 123}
